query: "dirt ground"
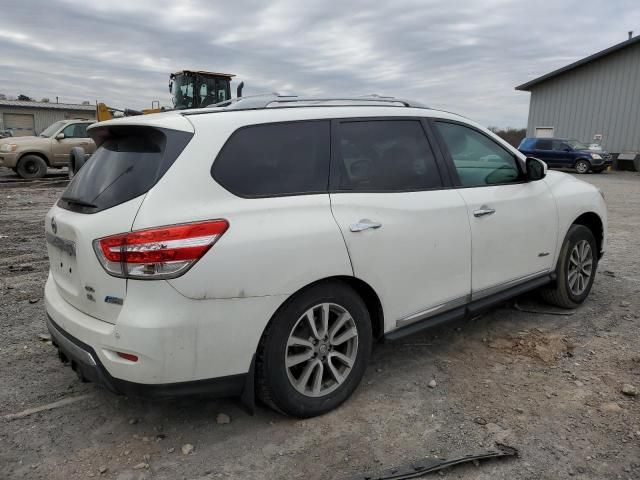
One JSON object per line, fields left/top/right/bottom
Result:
{"left": 0, "top": 167, "right": 638, "bottom": 480}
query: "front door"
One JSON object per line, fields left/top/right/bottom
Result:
{"left": 52, "top": 123, "right": 93, "bottom": 165}
{"left": 329, "top": 119, "right": 472, "bottom": 332}
{"left": 432, "top": 120, "right": 558, "bottom": 297}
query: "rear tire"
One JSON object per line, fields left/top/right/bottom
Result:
{"left": 541, "top": 225, "right": 598, "bottom": 308}
{"left": 574, "top": 159, "right": 591, "bottom": 174}
{"left": 256, "top": 281, "right": 372, "bottom": 417}
{"left": 16, "top": 155, "right": 47, "bottom": 179}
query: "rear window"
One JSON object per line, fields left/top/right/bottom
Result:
{"left": 211, "top": 121, "right": 330, "bottom": 197}
{"left": 58, "top": 126, "right": 192, "bottom": 213}
{"left": 519, "top": 138, "right": 536, "bottom": 150}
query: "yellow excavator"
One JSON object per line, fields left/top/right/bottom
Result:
{"left": 70, "top": 71, "right": 244, "bottom": 177}
{"left": 96, "top": 70, "right": 243, "bottom": 121}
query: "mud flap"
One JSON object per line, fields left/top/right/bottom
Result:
{"left": 239, "top": 354, "right": 256, "bottom": 415}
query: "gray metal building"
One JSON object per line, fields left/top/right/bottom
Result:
{"left": 0, "top": 100, "right": 96, "bottom": 137}
{"left": 516, "top": 35, "right": 640, "bottom": 158}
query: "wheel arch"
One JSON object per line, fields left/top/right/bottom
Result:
{"left": 573, "top": 157, "right": 591, "bottom": 166}
{"left": 263, "top": 276, "right": 385, "bottom": 343}
{"left": 572, "top": 212, "right": 604, "bottom": 258}
{"left": 18, "top": 151, "right": 51, "bottom": 167}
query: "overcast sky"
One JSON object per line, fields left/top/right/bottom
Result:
{"left": 1, "top": 0, "right": 639, "bottom": 127}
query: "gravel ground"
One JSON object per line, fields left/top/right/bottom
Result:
{"left": 0, "top": 167, "right": 638, "bottom": 480}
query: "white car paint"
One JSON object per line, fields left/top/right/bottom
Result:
{"left": 43, "top": 103, "right": 607, "bottom": 389}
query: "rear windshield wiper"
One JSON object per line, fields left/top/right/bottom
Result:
{"left": 60, "top": 197, "right": 98, "bottom": 209}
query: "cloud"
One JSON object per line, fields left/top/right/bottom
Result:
{"left": 1, "top": 0, "right": 639, "bottom": 127}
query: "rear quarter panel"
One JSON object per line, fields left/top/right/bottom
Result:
{"left": 131, "top": 112, "right": 353, "bottom": 300}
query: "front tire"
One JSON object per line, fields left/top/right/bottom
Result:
{"left": 16, "top": 155, "right": 47, "bottom": 179}
{"left": 541, "top": 225, "right": 598, "bottom": 308}
{"left": 256, "top": 281, "right": 372, "bottom": 417}
{"left": 574, "top": 159, "right": 591, "bottom": 174}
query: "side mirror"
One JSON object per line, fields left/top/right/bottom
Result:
{"left": 526, "top": 157, "right": 547, "bottom": 181}
{"left": 563, "top": 147, "right": 571, "bottom": 152}
{"left": 55, "top": 133, "right": 65, "bottom": 140}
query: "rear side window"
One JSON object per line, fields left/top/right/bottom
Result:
{"left": 212, "top": 121, "right": 330, "bottom": 197}
{"left": 535, "top": 139, "right": 553, "bottom": 150}
{"left": 59, "top": 126, "right": 192, "bottom": 213}
{"left": 334, "top": 120, "right": 441, "bottom": 191}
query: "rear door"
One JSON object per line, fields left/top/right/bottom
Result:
{"left": 329, "top": 118, "right": 471, "bottom": 332}
{"left": 432, "top": 120, "right": 558, "bottom": 298}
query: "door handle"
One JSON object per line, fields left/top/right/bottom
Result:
{"left": 350, "top": 219, "right": 382, "bottom": 232}
{"left": 473, "top": 206, "right": 496, "bottom": 217}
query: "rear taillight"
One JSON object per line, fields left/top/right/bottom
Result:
{"left": 93, "top": 220, "right": 229, "bottom": 279}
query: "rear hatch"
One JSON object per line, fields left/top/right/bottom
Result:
{"left": 45, "top": 119, "right": 193, "bottom": 324}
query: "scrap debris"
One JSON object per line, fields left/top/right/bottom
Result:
{"left": 344, "top": 443, "right": 518, "bottom": 480}
{"left": 513, "top": 300, "right": 576, "bottom": 316}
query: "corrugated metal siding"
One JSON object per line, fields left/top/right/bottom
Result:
{"left": 526, "top": 42, "right": 640, "bottom": 153}
{"left": 0, "top": 106, "right": 96, "bottom": 135}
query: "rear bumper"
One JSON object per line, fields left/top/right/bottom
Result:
{"left": 44, "top": 272, "right": 287, "bottom": 396}
{"left": 46, "top": 314, "right": 246, "bottom": 398}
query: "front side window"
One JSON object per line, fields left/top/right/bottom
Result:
{"left": 63, "top": 123, "right": 89, "bottom": 138}
{"left": 212, "top": 121, "right": 330, "bottom": 197}
{"left": 62, "top": 123, "right": 89, "bottom": 139}
{"left": 434, "top": 121, "right": 522, "bottom": 187}
{"left": 567, "top": 139, "right": 588, "bottom": 150}
{"left": 552, "top": 139, "right": 570, "bottom": 151}
{"left": 335, "top": 120, "right": 441, "bottom": 191}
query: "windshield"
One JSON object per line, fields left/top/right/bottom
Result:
{"left": 171, "top": 73, "right": 194, "bottom": 109}
{"left": 40, "top": 121, "right": 66, "bottom": 137}
{"left": 567, "top": 139, "right": 589, "bottom": 150}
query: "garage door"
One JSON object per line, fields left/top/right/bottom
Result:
{"left": 534, "top": 127, "right": 555, "bottom": 138}
{"left": 3, "top": 113, "right": 35, "bottom": 137}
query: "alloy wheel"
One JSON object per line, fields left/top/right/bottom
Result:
{"left": 568, "top": 239, "right": 593, "bottom": 296}
{"left": 285, "top": 303, "right": 358, "bottom": 397}
{"left": 576, "top": 161, "right": 589, "bottom": 174}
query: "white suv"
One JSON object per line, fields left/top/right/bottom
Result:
{"left": 44, "top": 96, "right": 606, "bottom": 417}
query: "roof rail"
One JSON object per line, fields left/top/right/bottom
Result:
{"left": 199, "top": 94, "right": 429, "bottom": 112}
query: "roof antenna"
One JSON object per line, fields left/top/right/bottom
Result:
{"left": 629, "top": 31, "right": 634, "bottom": 40}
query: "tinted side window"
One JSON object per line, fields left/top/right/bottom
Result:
{"left": 212, "top": 121, "right": 330, "bottom": 197}
{"left": 335, "top": 120, "right": 441, "bottom": 191}
{"left": 434, "top": 121, "right": 522, "bottom": 187}
{"left": 535, "top": 139, "right": 553, "bottom": 150}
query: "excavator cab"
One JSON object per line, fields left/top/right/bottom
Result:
{"left": 170, "top": 71, "right": 235, "bottom": 109}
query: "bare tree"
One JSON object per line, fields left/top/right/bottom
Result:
{"left": 489, "top": 127, "right": 527, "bottom": 148}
